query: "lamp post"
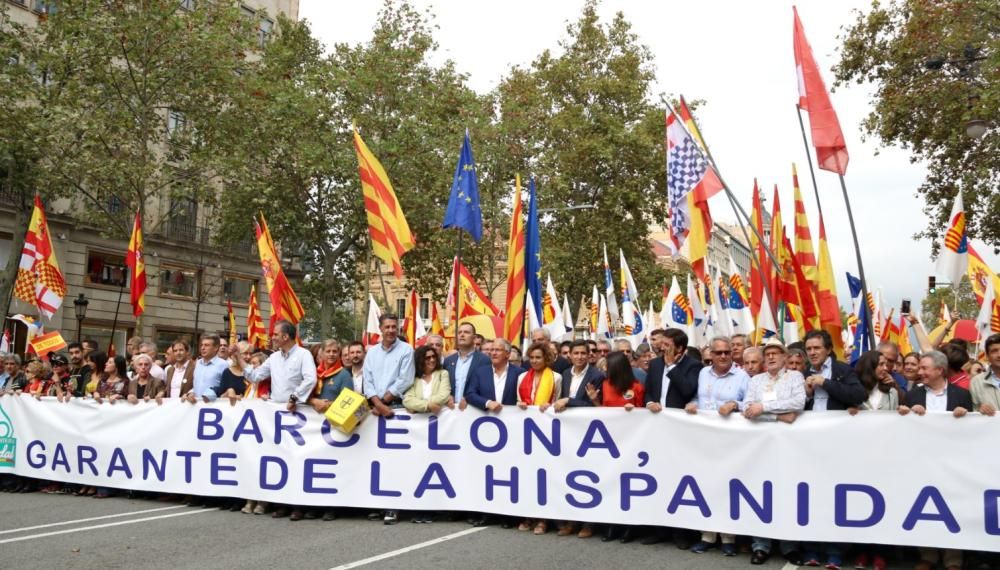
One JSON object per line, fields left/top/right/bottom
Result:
{"left": 73, "top": 293, "right": 89, "bottom": 342}
{"left": 925, "top": 45, "right": 990, "bottom": 139}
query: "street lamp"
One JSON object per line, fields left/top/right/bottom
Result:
{"left": 924, "top": 45, "right": 990, "bottom": 139}
{"left": 73, "top": 293, "right": 89, "bottom": 342}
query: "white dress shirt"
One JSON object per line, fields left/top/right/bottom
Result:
{"left": 659, "top": 361, "right": 677, "bottom": 405}
{"left": 925, "top": 386, "right": 949, "bottom": 413}
{"left": 492, "top": 366, "right": 508, "bottom": 403}
{"left": 246, "top": 344, "right": 317, "bottom": 403}
{"left": 169, "top": 361, "right": 189, "bottom": 398}
{"left": 811, "top": 357, "right": 832, "bottom": 411}
{"left": 568, "top": 365, "right": 588, "bottom": 399}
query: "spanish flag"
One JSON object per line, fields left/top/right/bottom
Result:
{"left": 254, "top": 214, "right": 305, "bottom": 328}
{"left": 30, "top": 330, "right": 67, "bottom": 358}
{"left": 748, "top": 180, "right": 769, "bottom": 322}
{"left": 126, "top": 210, "right": 146, "bottom": 317}
{"left": 353, "top": 124, "right": 415, "bottom": 279}
{"left": 816, "top": 213, "right": 845, "bottom": 359}
{"left": 14, "top": 195, "right": 66, "bottom": 319}
{"left": 967, "top": 243, "right": 1000, "bottom": 306}
{"left": 430, "top": 301, "right": 444, "bottom": 337}
{"left": 503, "top": 174, "right": 526, "bottom": 345}
{"left": 246, "top": 283, "right": 267, "bottom": 350}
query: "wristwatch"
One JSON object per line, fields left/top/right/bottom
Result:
{"left": 289, "top": 395, "right": 298, "bottom": 405}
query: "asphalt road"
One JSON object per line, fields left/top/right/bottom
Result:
{"left": 0, "top": 492, "right": 927, "bottom": 569}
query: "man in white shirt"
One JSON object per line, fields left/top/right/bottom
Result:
{"left": 243, "top": 320, "right": 317, "bottom": 412}
{"left": 345, "top": 341, "right": 365, "bottom": 395}
{"left": 554, "top": 340, "right": 603, "bottom": 412}
{"left": 898, "top": 350, "right": 971, "bottom": 418}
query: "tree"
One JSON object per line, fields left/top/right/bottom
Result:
{"left": 920, "top": 278, "right": 979, "bottom": 328}
{"left": 835, "top": 0, "right": 999, "bottom": 252}
{"left": 490, "top": 2, "right": 674, "bottom": 307}
{"left": 0, "top": 1, "right": 266, "bottom": 312}
{"left": 217, "top": 1, "right": 496, "bottom": 337}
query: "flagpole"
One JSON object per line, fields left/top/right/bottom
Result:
{"left": 664, "top": 102, "right": 783, "bottom": 276}
{"left": 454, "top": 229, "right": 463, "bottom": 345}
{"left": 796, "top": 105, "right": 826, "bottom": 220}
{"left": 837, "top": 172, "right": 876, "bottom": 348}
{"left": 107, "top": 278, "right": 125, "bottom": 354}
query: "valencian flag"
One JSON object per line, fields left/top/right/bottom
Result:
{"left": 968, "top": 244, "right": 1000, "bottom": 305}
{"left": 246, "top": 283, "right": 267, "bottom": 350}
{"left": 442, "top": 130, "right": 483, "bottom": 242}
{"left": 793, "top": 6, "right": 849, "bottom": 175}
{"left": 125, "top": 211, "right": 146, "bottom": 317}
{"left": 353, "top": 124, "right": 415, "bottom": 278}
{"left": 525, "top": 177, "right": 543, "bottom": 332}
{"left": 504, "top": 175, "right": 526, "bottom": 345}
{"left": 14, "top": 195, "right": 66, "bottom": 319}
{"left": 936, "top": 192, "right": 968, "bottom": 288}
{"left": 666, "top": 103, "right": 723, "bottom": 281}
{"left": 254, "top": 214, "right": 305, "bottom": 329}
{"left": 727, "top": 256, "right": 755, "bottom": 336}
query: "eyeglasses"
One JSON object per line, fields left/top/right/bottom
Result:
{"left": 589, "top": 349, "right": 599, "bottom": 353}
{"left": 598, "top": 349, "right": 609, "bottom": 355}
{"left": 712, "top": 350, "right": 732, "bottom": 355}
{"left": 424, "top": 356, "right": 437, "bottom": 361}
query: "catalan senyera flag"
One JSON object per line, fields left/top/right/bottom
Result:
{"left": 14, "top": 195, "right": 66, "bottom": 319}
{"left": 227, "top": 299, "right": 237, "bottom": 346}
{"left": 246, "top": 283, "right": 267, "bottom": 350}
{"left": 29, "top": 330, "right": 67, "bottom": 357}
{"left": 793, "top": 6, "right": 849, "bottom": 175}
{"left": 125, "top": 210, "right": 146, "bottom": 317}
{"left": 967, "top": 244, "right": 1000, "bottom": 305}
{"left": 353, "top": 124, "right": 415, "bottom": 278}
{"left": 792, "top": 165, "right": 818, "bottom": 284}
{"left": 816, "top": 213, "right": 845, "bottom": 359}
{"left": 254, "top": 214, "right": 305, "bottom": 328}
{"left": 770, "top": 186, "right": 794, "bottom": 305}
{"left": 503, "top": 174, "right": 526, "bottom": 345}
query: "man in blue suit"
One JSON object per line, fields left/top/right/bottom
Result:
{"left": 465, "top": 338, "right": 523, "bottom": 527}
{"left": 553, "top": 339, "right": 604, "bottom": 411}
{"left": 442, "top": 322, "right": 491, "bottom": 409}
{"left": 466, "top": 337, "right": 523, "bottom": 411}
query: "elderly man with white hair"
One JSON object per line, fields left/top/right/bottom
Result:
{"left": 138, "top": 341, "right": 166, "bottom": 381}
{"left": 127, "top": 354, "right": 165, "bottom": 403}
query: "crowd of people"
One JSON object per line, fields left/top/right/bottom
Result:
{"left": 1, "top": 313, "right": 998, "bottom": 570}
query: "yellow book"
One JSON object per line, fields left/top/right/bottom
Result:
{"left": 324, "top": 388, "right": 369, "bottom": 434}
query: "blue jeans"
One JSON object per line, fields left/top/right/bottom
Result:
{"left": 751, "top": 537, "right": 799, "bottom": 555}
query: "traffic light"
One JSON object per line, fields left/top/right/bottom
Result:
{"left": 928, "top": 275, "right": 936, "bottom": 293}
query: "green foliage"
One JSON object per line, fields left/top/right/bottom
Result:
{"left": 920, "top": 278, "right": 979, "bottom": 328}
{"left": 835, "top": 0, "right": 999, "bottom": 252}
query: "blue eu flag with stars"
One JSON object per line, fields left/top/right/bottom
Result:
{"left": 442, "top": 131, "right": 483, "bottom": 242}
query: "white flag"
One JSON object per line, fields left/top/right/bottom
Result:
{"left": 975, "top": 277, "right": 998, "bottom": 349}
{"left": 935, "top": 192, "right": 968, "bottom": 289}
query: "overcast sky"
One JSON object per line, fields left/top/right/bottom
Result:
{"left": 299, "top": 0, "right": 998, "bottom": 315}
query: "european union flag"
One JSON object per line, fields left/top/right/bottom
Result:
{"left": 846, "top": 272, "right": 862, "bottom": 299}
{"left": 442, "top": 131, "right": 483, "bottom": 242}
{"left": 525, "top": 177, "right": 543, "bottom": 324}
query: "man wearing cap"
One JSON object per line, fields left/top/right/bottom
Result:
{"left": 743, "top": 338, "right": 807, "bottom": 566}
{"left": 47, "top": 354, "right": 74, "bottom": 399}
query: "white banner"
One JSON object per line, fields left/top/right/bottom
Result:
{"left": 1, "top": 396, "right": 998, "bottom": 551}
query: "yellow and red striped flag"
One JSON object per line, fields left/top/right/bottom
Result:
{"left": 353, "top": 124, "right": 415, "bottom": 279}
{"left": 403, "top": 289, "right": 426, "bottom": 344}
{"left": 816, "top": 213, "right": 845, "bottom": 359}
{"left": 227, "top": 299, "right": 237, "bottom": 346}
{"left": 246, "top": 283, "right": 267, "bottom": 350}
{"left": 254, "top": 214, "right": 305, "bottom": 329}
{"left": 748, "top": 180, "right": 769, "bottom": 322}
{"left": 791, "top": 164, "right": 818, "bottom": 285}
{"left": 30, "top": 330, "right": 67, "bottom": 357}
{"left": 430, "top": 301, "right": 444, "bottom": 337}
{"left": 503, "top": 174, "right": 526, "bottom": 345}
{"left": 967, "top": 243, "right": 1000, "bottom": 305}
{"left": 14, "top": 195, "right": 66, "bottom": 319}
{"left": 125, "top": 210, "right": 146, "bottom": 317}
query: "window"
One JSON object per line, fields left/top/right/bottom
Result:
{"left": 166, "top": 198, "right": 198, "bottom": 242}
{"left": 396, "top": 299, "right": 405, "bottom": 318}
{"left": 223, "top": 275, "right": 256, "bottom": 306}
{"left": 179, "top": 0, "right": 195, "bottom": 10}
{"left": 85, "top": 251, "right": 129, "bottom": 288}
{"left": 107, "top": 194, "right": 124, "bottom": 215}
{"left": 159, "top": 264, "right": 198, "bottom": 299}
{"left": 257, "top": 17, "right": 273, "bottom": 47}
{"left": 419, "top": 298, "right": 429, "bottom": 320}
{"left": 80, "top": 324, "right": 132, "bottom": 359}
{"left": 167, "top": 110, "right": 186, "bottom": 135}
{"left": 154, "top": 328, "right": 195, "bottom": 355}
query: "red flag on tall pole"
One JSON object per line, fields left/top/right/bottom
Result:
{"left": 125, "top": 210, "right": 146, "bottom": 317}
{"left": 793, "top": 6, "right": 849, "bottom": 175}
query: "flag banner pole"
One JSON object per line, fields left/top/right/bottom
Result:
{"left": 719, "top": 189, "right": 779, "bottom": 327}
{"left": 796, "top": 105, "right": 826, "bottom": 220}
{"left": 107, "top": 279, "right": 126, "bottom": 354}
{"left": 665, "top": 101, "right": 783, "bottom": 277}
{"left": 838, "top": 173, "right": 876, "bottom": 348}
{"left": 455, "top": 228, "right": 463, "bottom": 340}
{"left": 376, "top": 259, "right": 391, "bottom": 312}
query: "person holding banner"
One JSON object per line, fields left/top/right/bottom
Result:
{"left": 164, "top": 340, "right": 194, "bottom": 399}
{"left": 402, "top": 345, "right": 451, "bottom": 524}
{"left": 127, "top": 354, "right": 165, "bottom": 403}
{"left": 744, "top": 338, "right": 807, "bottom": 566}
{"left": 970, "top": 334, "right": 1000, "bottom": 416}
{"left": 898, "top": 351, "right": 972, "bottom": 418}
{"left": 93, "top": 355, "right": 129, "bottom": 404}
{"left": 362, "top": 314, "right": 415, "bottom": 419}
{"left": 1, "top": 354, "right": 26, "bottom": 392}
{"left": 443, "top": 322, "right": 489, "bottom": 409}
{"left": 852, "top": 351, "right": 901, "bottom": 413}
{"left": 187, "top": 334, "right": 228, "bottom": 404}
{"left": 515, "top": 341, "right": 559, "bottom": 535}
{"left": 742, "top": 347, "right": 763, "bottom": 377}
